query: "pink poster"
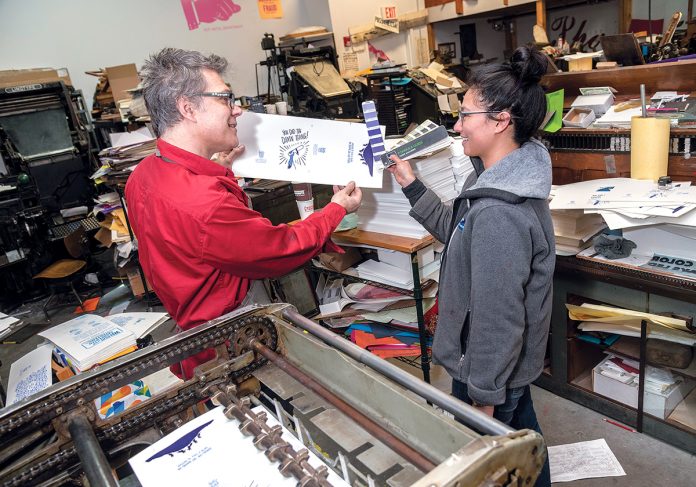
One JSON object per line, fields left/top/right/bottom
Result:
{"left": 180, "top": 0, "right": 242, "bottom": 31}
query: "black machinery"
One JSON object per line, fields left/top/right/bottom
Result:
{"left": 0, "top": 81, "right": 99, "bottom": 308}
{"left": 258, "top": 32, "right": 361, "bottom": 119}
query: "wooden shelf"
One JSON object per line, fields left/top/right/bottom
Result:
{"left": 606, "top": 336, "right": 696, "bottom": 380}
{"left": 332, "top": 228, "right": 434, "bottom": 254}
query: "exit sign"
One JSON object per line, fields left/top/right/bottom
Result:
{"left": 382, "top": 6, "right": 397, "bottom": 19}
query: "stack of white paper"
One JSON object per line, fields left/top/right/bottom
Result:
{"left": 0, "top": 312, "right": 20, "bottom": 333}
{"left": 39, "top": 314, "right": 137, "bottom": 372}
{"left": 355, "top": 259, "right": 414, "bottom": 289}
{"left": 106, "top": 312, "right": 170, "bottom": 339}
{"left": 358, "top": 138, "right": 473, "bottom": 238}
{"left": 550, "top": 178, "right": 696, "bottom": 231}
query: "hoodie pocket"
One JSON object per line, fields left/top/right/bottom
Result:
{"left": 457, "top": 308, "right": 471, "bottom": 378}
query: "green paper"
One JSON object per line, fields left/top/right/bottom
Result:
{"left": 543, "top": 89, "right": 564, "bottom": 132}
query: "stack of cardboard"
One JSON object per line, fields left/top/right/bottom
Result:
{"left": 0, "top": 67, "right": 72, "bottom": 89}
{"left": 87, "top": 63, "right": 139, "bottom": 121}
{"left": 550, "top": 208, "right": 607, "bottom": 255}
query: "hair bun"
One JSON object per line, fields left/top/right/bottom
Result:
{"left": 509, "top": 46, "right": 547, "bottom": 85}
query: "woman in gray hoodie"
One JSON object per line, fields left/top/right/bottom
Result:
{"left": 388, "top": 46, "right": 554, "bottom": 487}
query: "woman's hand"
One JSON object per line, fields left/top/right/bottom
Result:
{"left": 386, "top": 154, "right": 416, "bottom": 188}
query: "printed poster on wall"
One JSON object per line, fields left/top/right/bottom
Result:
{"left": 233, "top": 112, "right": 384, "bottom": 188}
{"left": 180, "top": 0, "right": 242, "bottom": 31}
{"left": 258, "top": 0, "right": 283, "bottom": 19}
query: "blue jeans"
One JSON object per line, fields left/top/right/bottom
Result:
{"left": 452, "top": 380, "right": 551, "bottom": 487}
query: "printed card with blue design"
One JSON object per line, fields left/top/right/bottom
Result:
{"left": 233, "top": 112, "right": 385, "bottom": 188}
{"left": 129, "top": 405, "right": 348, "bottom": 486}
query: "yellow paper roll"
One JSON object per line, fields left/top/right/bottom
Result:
{"left": 630, "top": 116, "right": 670, "bottom": 181}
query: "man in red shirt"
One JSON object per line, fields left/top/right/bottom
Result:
{"left": 125, "top": 48, "right": 362, "bottom": 379}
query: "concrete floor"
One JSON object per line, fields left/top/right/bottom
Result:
{"left": 1, "top": 289, "right": 694, "bottom": 486}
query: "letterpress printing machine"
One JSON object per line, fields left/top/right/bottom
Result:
{"left": 0, "top": 304, "right": 545, "bottom": 486}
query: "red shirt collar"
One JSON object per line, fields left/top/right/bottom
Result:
{"left": 156, "top": 139, "right": 233, "bottom": 178}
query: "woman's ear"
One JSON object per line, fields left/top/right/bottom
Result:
{"left": 493, "top": 112, "right": 512, "bottom": 134}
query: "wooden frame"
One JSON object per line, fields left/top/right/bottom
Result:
{"left": 437, "top": 42, "right": 456, "bottom": 59}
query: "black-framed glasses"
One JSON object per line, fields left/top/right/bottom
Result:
{"left": 193, "top": 91, "right": 236, "bottom": 108}
{"left": 458, "top": 110, "right": 505, "bottom": 120}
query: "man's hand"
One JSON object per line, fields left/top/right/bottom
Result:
{"left": 214, "top": 144, "right": 245, "bottom": 168}
{"left": 386, "top": 154, "right": 416, "bottom": 188}
{"left": 331, "top": 181, "right": 362, "bottom": 214}
{"left": 473, "top": 404, "right": 495, "bottom": 417}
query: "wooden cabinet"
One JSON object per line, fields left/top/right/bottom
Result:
{"left": 536, "top": 256, "right": 696, "bottom": 453}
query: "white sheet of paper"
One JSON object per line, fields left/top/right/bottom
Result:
{"left": 550, "top": 179, "right": 696, "bottom": 210}
{"left": 7, "top": 344, "right": 53, "bottom": 406}
{"left": 109, "top": 127, "right": 154, "bottom": 148}
{"left": 624, "top": 225, "right": 696, "bottom": 261}
{"left": 107, "top": 312, "right": 169, "bottom": 339}
{"left": 549, "top": 438, "right": 625, "bottom": 483}
{"left": 0, "top": 312, "right": 20, "bottom": 331}
{"left": 233, "top": 112, "right": 384, "bottom": 188}
{"left": 129, "top": 405, "right": 348, "bottom": 487}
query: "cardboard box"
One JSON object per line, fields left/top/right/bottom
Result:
{"left": 318, "top": 247, "right": 362, "bottom": 272}
{"left": 126, "top": 267, "right": 152, "bottom": 297}
{"left": 592, "top": 356, "right": 695, "bottom": 420}
{"left": 571, "top": 93, "right": 614, "bottom": 116}
{"left": 568, "top": 56, "right": 593, "bottom": 72}
{"left": 562, "top": 107, "right": 596, "bottom": 128}
{"left": 0, "top": 67, "right": 72, "bottom": 89}
{"left": 105, "top": 64, "right": 139, "bottom": 104}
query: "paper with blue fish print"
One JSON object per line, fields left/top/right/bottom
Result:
{"left": 129, "top": 405, "right": 348, "bottom": 486}
{"left": 233, "top": 112, "right": 384, "bottom": 188}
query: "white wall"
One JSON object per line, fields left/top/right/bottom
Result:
{"left": 633, "top": 0, "right": 690, "bottom": 30}
{"left": 427, "top": 0, "right": 535, "bottom": 23}
{"left": 0, "top": 0, "right": 332, "bottom": 109}
{"left": 327, "top": 0, "right": 429, "bottom": 73}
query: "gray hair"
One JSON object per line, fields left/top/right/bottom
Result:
{"left": 140, "top": 48, "right": 228, "bottom": 136}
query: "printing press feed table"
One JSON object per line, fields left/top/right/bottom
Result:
{"left": 323, "top": 228, "right": 436, "bottom": 383}
{"left": 0, "top": 304, "right": 545, "bottom": 486}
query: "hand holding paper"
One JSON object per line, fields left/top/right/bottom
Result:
{"left": 331, "top": 181, "right": 362, "bottom": 214}
{"left": 387, "top": 154, "right": 416, "bottom": 188}
{"left": 215, "top": 144, "right": 245, "bottom": 168}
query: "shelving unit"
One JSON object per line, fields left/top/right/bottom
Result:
{"left": 536, "top": 256, "right": 696, "bottom": 453}
{"left": 314, "top": 228, "right": 436, "bottom": 382}
{"left": 366, "top": 72, "right": 411, "bottom": 136}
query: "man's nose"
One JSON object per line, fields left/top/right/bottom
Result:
{"left": 231, "top": 105, "right": 243, "bottom": 116}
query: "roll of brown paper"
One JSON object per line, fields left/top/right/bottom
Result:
{"left": 630, "top": 116, "right": 670, "bottom": 181}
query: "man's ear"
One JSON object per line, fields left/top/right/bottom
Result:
{"left": 176, "top": 96, "right": 198, "bottom": 123}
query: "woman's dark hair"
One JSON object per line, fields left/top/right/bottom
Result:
{"left": 466, "top": 46, "right": 548, "bottom": 144}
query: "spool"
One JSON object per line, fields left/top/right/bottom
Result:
{"left": 630, "top": 116, "right": 670, "bottom": 181}
{"left": 292, "top": 182, "right": 314, "bottom": 220}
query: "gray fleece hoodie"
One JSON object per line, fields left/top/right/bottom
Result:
{"left": 403, "top": 139, "right": 555, "bottom": 406}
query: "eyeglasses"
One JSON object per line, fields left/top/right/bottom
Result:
{"left": 193, "top": 91, "right": 236, "bottom": 108}
{"left": 458, "top": 110, "right": 505, "bottom": 120}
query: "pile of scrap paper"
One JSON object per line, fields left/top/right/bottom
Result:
{"left": 568, "top": 303, "right": 696, "bottom": 347}
{"left": 550, "top": 178, "right": 696, "bottom": 264}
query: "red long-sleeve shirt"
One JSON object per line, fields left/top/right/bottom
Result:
{"left": 125, "top": 139, "right": 345, "bottom": 378}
